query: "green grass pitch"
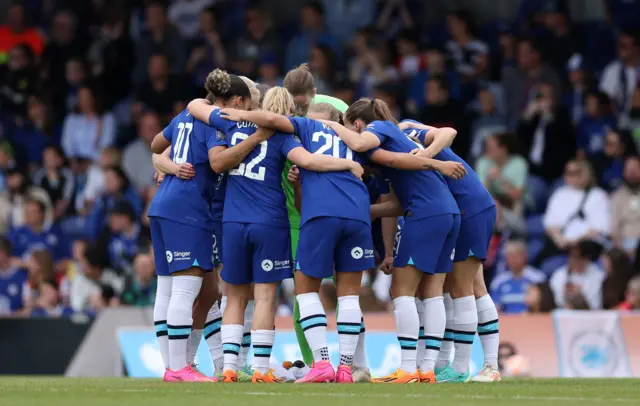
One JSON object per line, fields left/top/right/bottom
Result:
{"left": 1, "top": 378, "right": 639, "bottom": 406}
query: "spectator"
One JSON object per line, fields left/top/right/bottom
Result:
{"left": 619, "top": 275, "right": 640, "bottom": 311}
{"left": 122, "top": 112, "right": 161, "bottom": 197}
{"left": 537, "top": 1, "right": 582, "bottom": 75}
{"left": 120, "top": 253, "right": 156, "bottom": 306}
{"left": 394, "top": 29, "right": 422, "bottom": 78}
{"left": 549, "top": 241, "right": 605, "bottom": 309}
{"left": 168, "top": 0, "right": 215, "bottom": 39}
{"left": 576, "top": 91, "right": 616, "bottom": 160}
{"left": 0, "top": 2, "right": 45, "bottom": 62}
{"left": 229, "top": 4, "right": 281, "bottom": 77}
{"left": 348, "top": 31, "right": 399, "bottom": 99}
{"left": 70, "top": 244, "right": 123, "bottom": 312}
{"left": 1, "top": 168, "right": 53, "bottom": 230}
{"left": 59, "top": 58, "right": 89, "bottom": 117}
{"left": 309, "top": 44, "right": 336, "bottom": 95}
{"left": 596, "top": 129, "right": 636, "bottom": 192}
{"left": 9, "top": 95, "right": 59, "bottom": 171}
{"left": 525, "top": 282, "right": 556, "bottom": 313}
{"left": 445, "top": 9, "right": 489, "bottom": 79}
{"left": 536, "top": 160, "right": 610, "bottom": 265}
{"left": 97, "top": 200, "right": 149, "bottom": 273}
{"left": 0, "top": 142, "right": 14, "bottom": 192}
{"left": 0, "top": 44, "right": 36, "bottom": 119}
{"left": 87, "top": 9, "right": 135, "bottom": 109}
{"left": 611, "top": 156, "right": 640, "bottom": 254}
{"left": 375, "top": 0, "right": 415, "bottom": 39}
{"left": 601, "top": 248, "right": 635, "bottom": 310}
{"left": 285, "top": 1, "right": 339, "bottom": 70}
{"left": 0, "top": 237, "right": 27, "bottom": 315}
{"left": 406, "top": 47, "right": 459, "bottom": 115}
{"left": 21, "top": 249, "right": 60, "bottom": 316}
{"left": 85, "top": 166, "right": 143, "bottom": 239}
{"left": 32, "top": 146, "right": 75, "bottom": 221}
{"left": 41, "top": 10, "right": 88, "bottom": 101}
{"left": 83, "top": 148, "right": 122, "bottom": 213}
{"left": 476, "top": 133, "right": 528, "bottom": 213}
{"left": 133, "top": 54, "right": 185, "bottom": 124}
{"left": 186, "top": 6, "right": 226, "bottom": 88}
{"left": 419, "top": 75, "right": 468, "bottom": 157}
{"left": 320, "top": 0, "right": 376, "bottom": 42}
{"left": 502, "top": 38, "right": 562, "bottom": 127}
{"left": 489, "top": 29, "right": 517, "bottom": 82}
{"left": 61, "top": 86, "right": 116, "bottom": 161}
{"left": 470, "top": 88, "right": 508, "bottom": 161}
{"left": 490, "top": 240, "right": 546, "bottom": 314}
{"left": 599, "top": 30, "right": 639, "bottom": 126}
{"left": 373, "top": 84, "right": 403, "bottom": 120}
{"left": 564, "top": 54, "right": 591, "bottom": 125}
{"left": 628, "top": 87, "right": 640, "bottom": 136}
{"left": 258, "top": 54, "right": 283, "bottom": 87}
{"left": 9, "top": 198, "right": 70, "bottom": 265}
{"left": 134, "top": 1, "right": 185, "bottom": 84}
{"left": 518, "top": 81, "right": 575, "bottom": 183}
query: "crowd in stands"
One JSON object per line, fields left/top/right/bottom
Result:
{"left": 0, "top": 0, "right": 639, "bottom": 317}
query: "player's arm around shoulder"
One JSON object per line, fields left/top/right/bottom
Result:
{"left": 209, "top": 127, "right": 274, "bottom": 173}
{"left": 287, "top": 146, "right": 363, "bottom": 179}
{"left": 319, "top": 119, "right": 381, "bottom": 152}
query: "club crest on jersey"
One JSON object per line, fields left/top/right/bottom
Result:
{"left": 216, "top": 130, "right": 226, "bottom": 141}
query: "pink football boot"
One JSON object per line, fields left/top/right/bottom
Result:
{"left": 163, "top": 365, "right": 217, "bottom": 382}
{"left": 335, "top": 365, "right": 354, "bottom": 383}
{"left": 294, "top": 361, "right": 335, "bottom": 383}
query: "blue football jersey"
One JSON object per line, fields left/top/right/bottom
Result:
{"left": 365, "top": 172, "right": 391, "bottom": 204}
{"left": 9, "top": 224, "right": 70, "bottom": 261}
{"left": 211, "top": 171, "right": 226, "bottom": 223}
{"left": 209, "top": 110, "right": 302, "bottom": 228}
{"left": 365, "top": 120, "right": 459, "bottom": 219}
{"left": 402, "top": 119, "right": 495, "bottom": 219}
{"left": 288, "top": 117, "right": 370, "bottom": 226}
{"left": 148, "top": 110, "right": 218, "bottom": 231}
{"left": 0, "top": 268, "right": 27, "bottom": 314}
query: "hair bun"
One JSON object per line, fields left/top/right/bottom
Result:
{"left": 205, "top": 69, "right": 231, "bottom": 96}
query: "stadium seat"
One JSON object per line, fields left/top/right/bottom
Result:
{"left": 526, "top": 175, "right": 549, "bottom": 214}
{"left": 540, "top": 254, "right": 568, "bottom": 277}
{"left": 525, "top": 214, "right": 545, "bottom": 238}
{"left": 527, "top": 238, "right": 545, "bottom": 262}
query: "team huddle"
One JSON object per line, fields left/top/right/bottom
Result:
{"left": 148, "top": 64, "right": 502, "bottom": 384}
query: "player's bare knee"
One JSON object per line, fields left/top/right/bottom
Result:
{"left": 420, "top": 273, "right": 446, "bottom": 299}
{"left": 294, "top": 272, "right": 322, "bottom": 295}
{"left": 335, "top": 271, "right": 363, "bottom": 297}
{"left": 473, "top": 269, "right": 488, "bottom": 298}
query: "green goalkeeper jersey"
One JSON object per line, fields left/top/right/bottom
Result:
{"left": 282, "top": 95, "right": 349, "bottom": 230}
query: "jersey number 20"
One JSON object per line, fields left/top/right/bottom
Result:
{"left": 312, "top": 131, "right": 353, "bottom": 160}
{"left": 173, "top": 122, "right": 193, "bottom": 164}
{"left": 229, "top": 132, "right": 267, "bottom": 181}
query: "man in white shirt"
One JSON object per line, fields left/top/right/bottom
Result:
{"left": 549, "top": 241, "right": 605, "bottom": 310}
{"left": 70, "top": 245, "right": 123, "bottom": 312}
{"left": 599, "top": 30, "right": 640, "bottom": 126}
{"left": 168, "top": 0, "right": 215, "bottom": 39}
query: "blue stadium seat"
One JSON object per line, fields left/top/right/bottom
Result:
{"left": 526, "top": 175, "right": 549, "bottom": 214}
{"left": 540, "top": 254, "right": 568, "bottom": 277}
{"left": 526, "top": 214, "right": 545, "bottom": 238}
{"left": 527, "top": 238, "right": 545, "bottom": 262}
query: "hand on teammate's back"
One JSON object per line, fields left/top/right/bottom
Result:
{"left": 176, "top": 163, "right": 195, "bottom": 179}
{"left": 437, "top": 161, "right": 467, "bottom": 180}
{"left": 349, "top": 162, "right": 364, "bottom": 180}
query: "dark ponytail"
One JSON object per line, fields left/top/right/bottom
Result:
{"left": 204, "top": 69, "right": 251, "bottom": 102}
{"left": 345, "top": 98, "right": 398, "bottom": 125}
